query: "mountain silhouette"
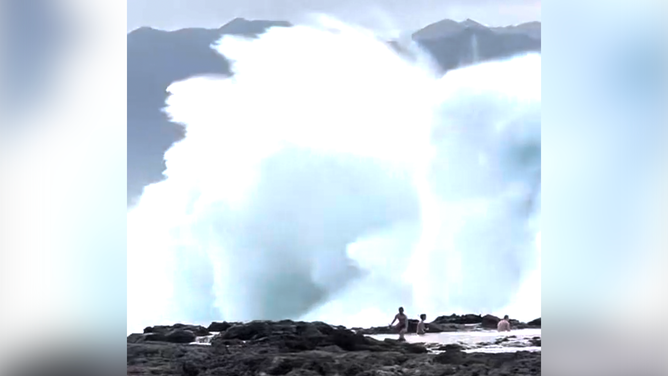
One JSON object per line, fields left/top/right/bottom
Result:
{"left": 128, "top": 18, "right": 291, "bottom": 204}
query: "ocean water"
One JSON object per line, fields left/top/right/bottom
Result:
{"left": 370, "top": 328, "right": 542, "bottom": 353}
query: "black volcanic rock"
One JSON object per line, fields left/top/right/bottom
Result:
{"left": 481, "top": 314, "right": 501, "bottom": 329}
{"left": 127, "top": 333, "right": 145, "bottom": 343}
{"left": 354, "top": 326, "right": 395, "bottom": 335}
{"left": 127, "top": 320, "right": 541, "bottom": 375}
{"left": 208, "top": 320, "right": 429, "bottom": 354}
{"left": 527, "top": 317, "right": 542, "bottom": 327}
{"left": 164, "top": 329, "right": 197, "bottom": 343}
{"left": 207, "top": 317, "right": 547, "bottom": 357}
{"left": 143, "top": 323, "right": 209, "bottom": 336}
{"left": 432, "top": 313, "right": 483, "bottom": 325}
{"left": 142, "top": 332, "right": 168, "bottom": 342}
{"left": 433, "top": 347, "right": 466, "bottom": 365}
{"left": 130, "top": 323, "right": 210, "bottom": 344}
{"left": 356, "top": 321, "right": 450, "bottom": 335}
{"left": 207, "top": 321, "right": 238, "bottom": 332}
{"left": 129, "top": 329, "right": 197, "bottom": 344}
{"left": 220, "top": 320, "right": 273, "bottom": 340}
{"left": 437, "top": 343, "right": 466, "bottom": 352}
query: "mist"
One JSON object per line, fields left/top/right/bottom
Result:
{"left": 127, "top": 17, "right": 540, "bottom": 333}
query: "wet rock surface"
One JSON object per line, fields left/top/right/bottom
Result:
{"left": 527, "top": 318, "right": 541, "bottom": 327}
{"left": 481, "top": 314, "right": 502, "bottom": 329}
{"left": 432, "top": 313, "right": 484, "bottom": 325}
{"left": 207, "top": 321, "right": 239, "bottom": 332}
{"left": 128, "top": 319, "right": 541, "bottom": 375}
{"left": 130, "top": 328, "right": 200, "bottom": 344}
{"left": 144, "top": 324, "right": 211, "bottom": 336}
{"left": 422, "top": 333, "right": 542, "bottom": 354}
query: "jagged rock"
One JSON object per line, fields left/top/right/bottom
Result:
{"left": 438, "top": 343, "right": 466, "bottom": 352}
{"left": 481, "top": 314, "right": 501, "bottom": 329}
{"left": 127, "top": 320, "right": 541, "bottom": 376}
{"left": 355, "top": 326, "right": 395, "bottom": 335}
{"left": 324, "top": 328, "right": 366, "bottom": 350}
{"left": 180, "top": 361, "right": 200, "bottom": 376}
{"left": 527, "top": 318, "right": 541, "bottom": 327}
{"left": 128, "top": 329, "right": 197, "bottom": 344}
{"left": 207, "top": 321, "right": 237, "bottom": 332}
{"left": 220, "top": 320, "right": 273, "bottom": 340}
{"left": 432, "top": 313, "right": 483, "bottom": 325}
{"left": 357, "top": 321, "right": 449, "bottom": 335}
{"left": 164, "top": 329, "right": 196, "bottom": 343}
{"left": 127, "top": 333, "right": 145, "bottom": 343}
{"left": 143, "top": 323, "right": 209, "bottom": 336}
{"left": 495, "top": 335, "right": 516, "bottom": 344}
{"left": 142, "top": 332, "right": 167, "bottom": 342}
{"left": 433, "top": 348, "right": 466, "bottom": 365}
{"left": 209, "top": 320, "right": 429, "bottom": 354}
{"left": 403, "top": 343, "right": 429, "bottom": 354}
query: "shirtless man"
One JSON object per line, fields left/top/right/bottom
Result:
{"left": 389, "top": 307, "right": 409, "bottom": 341}
{"left": 497, "top": 315, "right": 511, "bottom": 332}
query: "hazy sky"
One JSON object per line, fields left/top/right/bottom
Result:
{"left": 127, "top": 0, "right": 541, "bottom": 32}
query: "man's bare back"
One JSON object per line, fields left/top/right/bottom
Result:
{"left": 497, "top": 315, "right": 511, "bottom": 332}
{"left": 395, "top": 313, "right": 407, "bottom": 327}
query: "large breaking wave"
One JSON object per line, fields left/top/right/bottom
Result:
{"left": 127, "top": 18, "right": 541, "bottom": 333}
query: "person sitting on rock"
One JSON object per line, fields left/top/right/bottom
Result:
{"left": 416, "top": 313, "right": 428, "bottom": 335}
{"left": 389, "top": 307, "right": 408, "bottom": 341}
{"left": 497, "top": 315, "right": 511, "bottom": 332}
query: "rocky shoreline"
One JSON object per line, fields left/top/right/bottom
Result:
{"left": 127, "top": 315, "right": 541, "bottom": 375}
{"left": 354, "top": 314, "right": 541, "bottom": 335}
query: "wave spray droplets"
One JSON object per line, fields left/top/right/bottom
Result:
{"left": 127, "top": 18, "right": 541, "bottom": 333}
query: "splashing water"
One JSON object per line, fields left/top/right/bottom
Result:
{"left": 470, "top": 34, "right": 479, "bottom": 64}
{"left": 127, "top": 18, "right": 541, "bottom": 333}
